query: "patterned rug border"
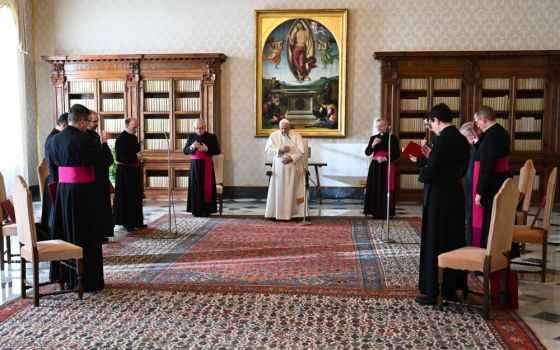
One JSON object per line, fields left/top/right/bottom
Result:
{"left": 0, "top": 284, "right": 546, "bottom": 350}
{"left": 104, "top": 281, "right": 418, "bottom": 298}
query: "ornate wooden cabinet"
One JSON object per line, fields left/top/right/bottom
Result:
{"left": 42, "top": 54, "right": 227, "bottom": 199}
{"left": 373, "top": 51, "right": 560, "bottom": 203}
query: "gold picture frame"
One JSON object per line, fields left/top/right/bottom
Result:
{"left": 255, "top": 9, "right": 348, "bottom": 137}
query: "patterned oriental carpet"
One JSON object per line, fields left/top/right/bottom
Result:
{"left": 0, "top": 215, "right": 545, "bottom": 349}
{"left": 102, "top": 215, "right": 422, "bottom": 296}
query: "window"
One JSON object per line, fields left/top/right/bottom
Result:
{"left": 0, "top": 4, "right": 25, "bottom": 196}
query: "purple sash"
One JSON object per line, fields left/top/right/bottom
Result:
{"left": 372, "top": 151, "right": 395, "bottom": 208}
{"left": 472, "top": 156, "right": 509, "bottom": 247}
{"left": 58, "top": 166, "right": 95, "bottom": 183}
{"left": 191, "top": 151, "right": 213, "bottom": 204}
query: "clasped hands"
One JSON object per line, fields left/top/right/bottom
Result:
{"left": 420, "top": 139, "right": 431, "bottom": 157}
{"left": 191, "top": 141, "right": 208, "bottom": 152}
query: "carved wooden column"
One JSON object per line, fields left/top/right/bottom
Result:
{"left": 126, "top": 62, "right": 140, "bottom": 119}
{"left": 378, "top": 57, "right": 398, "bottom": 128}
{"left": 50, "top": 62, "right": 66, "bottom": 122}
{"left": 203, "top": 60, "right": 219, "bottom": 140}
{"left": 464, "top": 58, "right": 480, "bottom": 120}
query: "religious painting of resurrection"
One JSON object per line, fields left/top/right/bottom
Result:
{"left": 255, "top": 9, "right": 348, "bottom": 137}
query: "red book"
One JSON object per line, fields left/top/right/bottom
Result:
{"left": 402, "top": 141, "right": 423, "bottom": 158}
{"left": 48, "top": 181, "right": 58, "bottom": 205}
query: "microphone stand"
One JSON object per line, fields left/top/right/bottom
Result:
{"left": 382, "top": 125, "right": 396, "bottom": 243}
{"left": 160, "top": 131, "right": 178, "bottom": 239}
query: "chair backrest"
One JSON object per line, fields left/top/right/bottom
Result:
{"left": 37, "top": 158, "right": 49, "bottom": 203}
{"left": 542, "top": 167, "right": 557, "bottom": 231}
{"left": 0, "top": 172, "right": 6, "bottom": 222}
{"left": 213, "top": 154, "right": 224, "bottom": 185}
{"left": 485, "top": 178, "right": 519, "bottom": 257}
{"left": 12, "top": 175, "right": 37, "bottom": 248}
{"left": 517, "top": 159, "right": 536, "bottom": 211}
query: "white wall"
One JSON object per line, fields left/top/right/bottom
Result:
{"left": 32, "top": 0, "right": 560, "bottom": 188}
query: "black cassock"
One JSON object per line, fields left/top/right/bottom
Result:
{"left": 418, "top": 125, "right": 470, "bottom": 299}
{"left": 183, "top": 132, "right": 221, "bottom": 216}
{"left": 86, "top": 129, "right": 114, "bottom": 238}
{"left": 464, "top": 140, "right": 480, "bottom": 246}
{"left": 39, "top": 128, "right": 59, "bottom": 239}
{"left": 113, "top": 131, "right": 143, "bottom": 228}
{"left": 364, "top": 133, "right": 400, "bottom": 218}
{"left": 48, "top": 126, "right": 104, "bottom": 292}
{"left": 474, "top": 124, "right": 511, "bottom": 248}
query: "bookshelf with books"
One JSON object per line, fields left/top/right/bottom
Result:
{"left": 374, "top": 50, "right": 560, "bottom": 203}
{"left": 43, "top": 54, "right": 227, "bottom": 199}
{"left": 99, "top": 79, "right": 127, "bottom": 147}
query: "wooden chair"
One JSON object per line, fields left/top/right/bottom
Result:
{"left": 37, "top": 158, "right": 49, "bottom": 203}
{"left": 0, "top": 171, "right": 18, "bottom": 271}
{"left": 213, "top": 154, "right": 224, "bottom": 215}
{"left": 516, "top": 159, "right": 536, "bottom": 225}
{"left": 511, "top": 167, "right": 557, "bottom": 282}
{"left": 12, "top": 175, "right": 84, "bottom": 306}
{"left": 437, "top": 179, "right": 518, "bottom": 319}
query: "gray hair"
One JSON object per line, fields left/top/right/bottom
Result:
{"left": 460, "top": 121, "right": 474, "bottom": 136}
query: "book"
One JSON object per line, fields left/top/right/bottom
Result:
{"left": 48, "top": 182, "right": 58, "bottom": 205}
{"left": 402, "top": 141, "right": 423, "bottom": 158}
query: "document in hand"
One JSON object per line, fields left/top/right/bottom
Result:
{"left": 402, "top": 141, "right": 423, "bottom": 158}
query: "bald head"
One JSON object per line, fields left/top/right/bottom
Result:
{"left": 195, "top": 119, "right": 206, "bottom": 136}
{"left": 125, "top": 117, "right": 138, "bottom": 134}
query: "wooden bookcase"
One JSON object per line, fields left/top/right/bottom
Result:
{"left": 373, "top": 51, "right": 560, "bottom": 203}
{"left": 42, "top": 54, "right": 227, "bottom": 199}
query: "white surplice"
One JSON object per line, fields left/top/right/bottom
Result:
{"left": 265, "top": 129, "right": 306, "bottom": 220}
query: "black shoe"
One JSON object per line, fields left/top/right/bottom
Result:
{"left": 415, "top": 295, "right": 437, "bottom": 306}
{"left": 442, "top": 292, "right": 460, "bottom": 302}
{"left": 124, "top": 226, "right": 135, "bottom": 232}
{"left": 136, "top": 224, "right": 148, "bottom": 229}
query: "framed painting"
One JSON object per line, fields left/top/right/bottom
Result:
{"left": 255, "top": 9, "right": 348, "bottom": 137}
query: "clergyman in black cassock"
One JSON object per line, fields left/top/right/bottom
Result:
{"left": 183, "top": 119, "right": 221, "bottom": 217}
{"left": 417, "top": 104, "right": 469, "bottom": 305}
{"left": 40, "top": 113, "right": 68, "bottom": 240}
{"left": 364, "top": 118, "right": 400, "bottom": 218}
{"left": 48, "top": 104, "right": 104, "bottom": 292}
{"left": 113, "top": 118, "right": 145, "bottom": 231}
{"left": 86, "top": 111, "right": 114, "bottom": 241}
{"left": 473, "top": 105, "right": 512, "bottom": 248}
{"left": 459, "top": 121, "right": 481, "bottom": 247}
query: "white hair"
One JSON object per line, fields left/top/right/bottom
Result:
{"left": 279, "top": 119, "right": 290, "bottom": 126}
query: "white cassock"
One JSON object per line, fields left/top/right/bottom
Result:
{"left": 265, "top": 129, "right": 306, "bottom": 220}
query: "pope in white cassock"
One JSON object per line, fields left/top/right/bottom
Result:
{"left": 265, "top": 119, "right": 306, "bottom": 220}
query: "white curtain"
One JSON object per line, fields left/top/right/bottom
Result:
{"left": 0, "top": 4, "right": 26, "bottom": 196}
{"left": 0, "top": 0, "right": 29, "bottom": 53}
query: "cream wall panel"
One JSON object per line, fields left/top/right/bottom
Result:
{"left": 33, "top": 0, "right": 560, "bottom": 188}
